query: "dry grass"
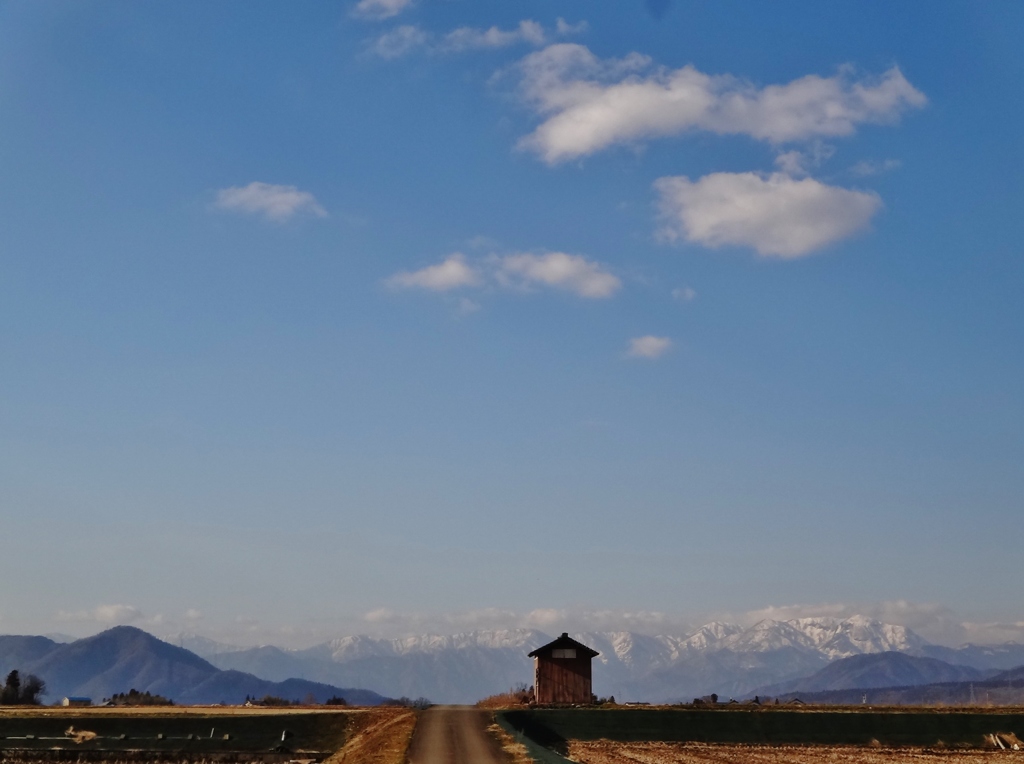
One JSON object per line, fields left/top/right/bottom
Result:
{"left": 478, "top": 686, "right": 533, "bottom": 710}
{"left": 325, "top": 707, "right": 416, "bottom": 764}
{"left": 568, "top": 741, "right": 1019, "bottom": 764}
{"left": 487, "top": 721, "right": 534, "bottom": 764}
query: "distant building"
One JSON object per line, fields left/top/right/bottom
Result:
{"left": 62, "top": 697, "right": 92, "bottom": 707}
{"left": 528, "top": 633, "right": 599, "bottom": 705}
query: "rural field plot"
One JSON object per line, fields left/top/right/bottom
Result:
{"left": 0, "top": 707, "right": 353, "bottom": 759}
{"left": 568, "top": 742, "right": 1016, "bottom": 764}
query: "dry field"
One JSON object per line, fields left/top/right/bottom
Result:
{"left": 0, "top": 706, "right": 357, "bottom": 759}
{"left": 568, "top": 741, "right": 1018, "bottom": 764}
{"left": 0, "top": 706, "right": 359, "bottom": 718}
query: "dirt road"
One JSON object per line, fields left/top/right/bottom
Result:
{"left": 407, "top": 706, "right": 509, "bottom": 764}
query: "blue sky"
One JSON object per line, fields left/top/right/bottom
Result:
{"left": 1, "top": 0, "right": 1022, "bottom": 647}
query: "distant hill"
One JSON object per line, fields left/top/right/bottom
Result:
{"left": 756, "top": 651, "right": 989, "bottom": 696}
{"left": 0, "top": 626, "right": 387, "bottom": 706}
{"left": 764, "top": 662, "right": 1024, "bottom": 706}
{"left": 0, "top": 635, "right": 63, "bottom": 668}
{"left": 920, "top": 642, "right": 1024, "bottom": 672}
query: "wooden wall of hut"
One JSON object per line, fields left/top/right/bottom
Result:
{"left": 534, "top": 655, "right": 593, "bottom": 705}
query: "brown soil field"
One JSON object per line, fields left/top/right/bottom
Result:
{"left": 568, "top": 741, "right": 1018, "bottom": 764}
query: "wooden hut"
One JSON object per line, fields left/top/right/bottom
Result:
{"left": 528, "top": 633, "right": 599, "bottom": 705}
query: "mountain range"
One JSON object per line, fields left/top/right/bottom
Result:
{"left": 0, "top": 627, "right": 387, "bottom": 706}
{"left": 170, "top": 615, "right": 1024, "bottom": 704}
{"left": 5, "top": 616, "right": 1023, "bottom": 706}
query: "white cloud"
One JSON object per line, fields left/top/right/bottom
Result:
{"left": 496, "top": 251, "right": 620, "bottom": 298}
{"left": 213, "top": 182, "right": 327, "bottom": 223}
{"left": 851, "top": 158, "right": 903, "bottom": 176}
{"left": 442, "top": 20, "right": 546, "bottom": 52}
{"left": 655, "top": 171, "right": 882, "bottom": 258}
{"left": 93, "top": 604, "right": 143, "bottom": 623}
{"left": 370, "top": 25, "right": 430, "bottom": 59}
{"left": 959, "top": 620, "right": 1024, "bottom": 646}
{"left": 515, "top": 44, "right": 926, "bottom": 163}
{"left": 388, "top": 251, "right": 620, "bottom": 299}
{"left": 386, "top": 253, "right": 481, "bottom": 291}
{"left": 184, "top": 608, "right": 203, "bottom": 621}
{"left": 672, "top": 286, "right": 696, "bottom": 301}
{"left": 363, "top": 607, "right": 398, "bottom": 623}
{"left": 627, "top": 335, "right": 672, "bottom": 359}
{"left": 352, "top": 0, "right": 413, "bottom": 20}
{"left": 56, "top": 604, "right": 144, "bottom": 625}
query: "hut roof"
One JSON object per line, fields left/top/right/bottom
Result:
{"left": 528, "top": 633, "right": 600, "bottom": 659}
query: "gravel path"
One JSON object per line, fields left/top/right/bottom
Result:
{"left": 407, "top": 707, "right": 508, "bottom": 764}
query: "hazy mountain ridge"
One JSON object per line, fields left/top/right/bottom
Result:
{"left": 920, "top": 642, "right": 1024, "bottom": 671}
{"left": 194, "top": 615, "right": 1015, "bottom": 704}
{"left": 755, "top": 651, "right": 991, "bottom": 696}
{"left": 771, "top": 663, "right": 1024, "bottom": 706}
{"left": 0, "top": 627, "right": 387, "bottom": 705}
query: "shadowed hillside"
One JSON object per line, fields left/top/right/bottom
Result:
{"left": 0, "top": 626, "right": 387, "bottom": 705}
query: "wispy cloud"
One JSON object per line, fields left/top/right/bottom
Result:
{"left": 56, "top": 604, "right": 145, "bottom": 625}
{"left": 655, "top": 171, "right": 882, "bottom": 258}
{"left": 213, "top": 182, "right": 327, "bottom": 223}
{"left": 773, "top": 142, "right": 836, "bottom": 176}
{"left": 555, "top": 18, "right": 589, "bottom": 36}
{"left": 442, "top": 20, "right": 546, "bottom": 52}
{"left": 370, "top": 25, "right": 430, "bottom": 59}
{"left": 351, "top": 0, "right": 414, "bottom": 21}
{"left": 850, "top": 158, "right": 903, "bottom": 177}
{"left": 627, "top": 335, "right": 672, "bottom": 359}
{"left": 672, "top": 286, "right": 696, "bottom": 302}
{"left": 514, "top": 44, "right": 926, "bottom": 163}
{"left": 387, "top": 251, "right": 620, "bottom": 299}
{"left": 356, "top": 606, "right": 690, "bottom": 636}
{"left": 369, "top": 18, "right": 585, "bottom": 59}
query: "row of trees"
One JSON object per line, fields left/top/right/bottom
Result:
{"left": 104, "top": 689, "right": 173, "bottom": 706}
{"left": 382, "top": 696, "right": 432, "bottom": 710}
{"left": 244, "top": 693, "right": 349, "bottom": 706}
{"left": 1, "top": 670, "right": 46, "bottom": 705}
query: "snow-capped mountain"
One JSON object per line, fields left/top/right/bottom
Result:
{"left": 190, "top": 615, "right": 972, "bottom": 704}
{"left": 692, "top": 616, "right": 926, "bottom": 659}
